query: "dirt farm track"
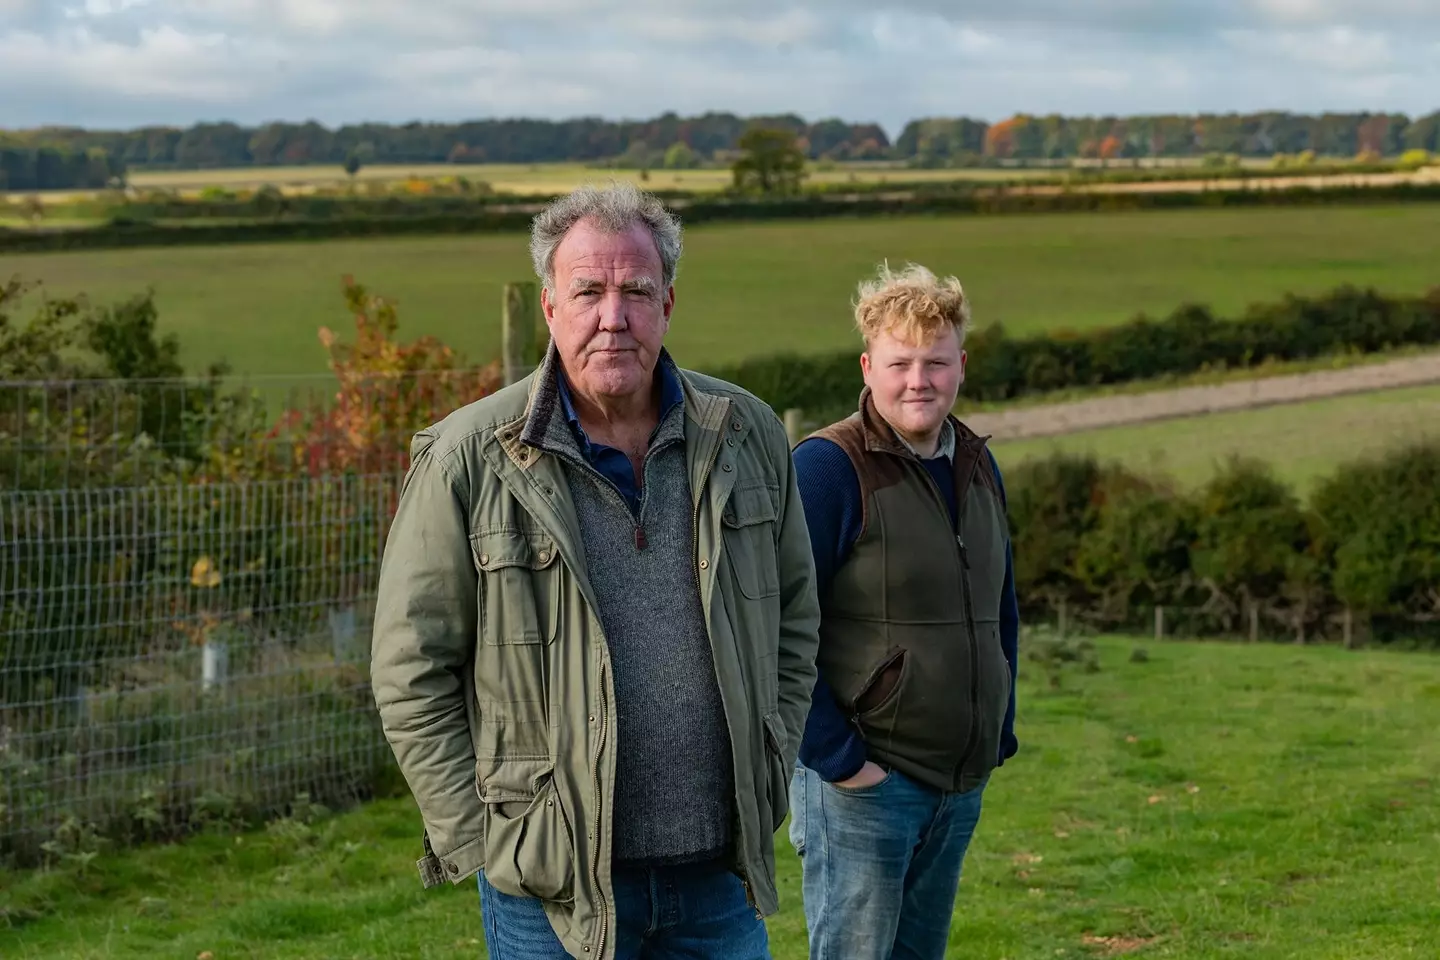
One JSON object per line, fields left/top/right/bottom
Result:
{"left": 964, "top": 352, "right": 1440, "bottom": 440}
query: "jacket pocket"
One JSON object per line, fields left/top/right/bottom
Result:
{"left": 761, "top": 710, "right": 789, "bottom": 833}
{"left": 472, "top": 529, "right": 560, "bottom": 646}
{"left": 479, "top": 759, "right": 576, "bottom": 904}
{"left": 854, "top": 648, "right": 906, "bottom": 717}
{"left": 721, "top": 482, "right": 780, "bottom": 600}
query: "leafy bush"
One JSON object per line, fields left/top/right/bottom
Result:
{"left": 6, "top": 179, "right": 1440, "bottom": 254}
{"left": 1006, "top": 444, "right": 1440, "bottom": 644}
{"left": 2, "top": 276, "right": 501, "bottom": 866}
{"left": 1190, "top": 458, "right": 1320, "bottom": 623}
{"left": 704, "top": 283, "right": 1440, "bottom": 414}
{"left": 1310, "top": 441, "right": 1440, "bottom": 626}
{"left": 1074, "top": 477, "right": 1200, "bottom": 615}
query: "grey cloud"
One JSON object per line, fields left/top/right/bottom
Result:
{"left": 0, "top": 0, "right": 1437, "bottom": 131}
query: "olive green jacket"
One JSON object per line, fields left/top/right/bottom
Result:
{"left": 370, "top": 355, "right": 820, "bottom": 960}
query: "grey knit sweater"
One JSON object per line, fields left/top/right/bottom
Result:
{"left": 521, "top": 354, "right": 735, "bottom": 866}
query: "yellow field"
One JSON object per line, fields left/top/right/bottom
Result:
{"left": 10, "top": 162, "right": 1062, "bottom": 202}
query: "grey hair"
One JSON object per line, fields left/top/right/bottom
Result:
{"left": 529, "top": 181, "right": 684, "bottom": 293}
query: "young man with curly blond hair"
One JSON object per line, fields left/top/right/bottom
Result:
{"left": 787, "top": 262, "right": 1020, "bottom": 960}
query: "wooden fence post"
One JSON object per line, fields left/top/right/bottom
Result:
{"left": 783, "top": 408, "right": 804, "bottom": 448}
{"left": 1154, "top": 605, "right": 1165, "bottom": 641}
{"left": 1343, "top": 608, "right": 1355, "bottom": 649}
{"left": 503, "top": 281, "right": 542, "bottom": 385}
{"left": 1249, "top": 602, "right": 1259, "bottom": 643}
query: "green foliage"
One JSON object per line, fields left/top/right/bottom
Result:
{"left": 704, "top": 282, "right": 1440, "bottom": 416}
{"left": 15, "top": 109, "right": 1440, "bottom": 177}
{"left": 0, "top": 277, "right": 234, "bottom": 484}
{"left": 1074, "top": 478, "right": 1200, "bottom": 614}
{"left": 662, "top": 141, "right": 700, "bottom": 170}
{"left": 1003, "top": 453, "right": 1109, "bottom": 607}
{"left": 1007, "top": 444, "right": 1440, "bottom": 641}
{"left": 731, "top": 127, "right": 808, "bottom": 195}
{"left": 2, "top": 276, "right": 503, "bottom": 868}
{"left": 0, "top": 276, "right": 86, "bottom": 379}
{"left": 1310, "top": 442, "right": 1440, "bottom": 622}
{"left": 1190, "top": 457, "right": 1318, "bottom": 609}
{"left": 0, "top": 145, "right": 125, "bottom": 191}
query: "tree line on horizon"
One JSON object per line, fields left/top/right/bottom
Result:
{"left": 3, "top": 108, "right": 1439, "bottom": 190}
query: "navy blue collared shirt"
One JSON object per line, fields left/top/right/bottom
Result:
{"left": 556, "top": 360, "right": 686, "bottom": 514}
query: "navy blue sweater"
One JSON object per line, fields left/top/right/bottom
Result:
{"left": 793, "top": 436, "right": 1020, "bottom": 784}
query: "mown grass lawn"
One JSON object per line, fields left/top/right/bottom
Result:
{"left": 4, "top": 635, "right": 1438, "bottom": 958}
{"left": 6, "top": 204, "right": 1440, "bottom": 377}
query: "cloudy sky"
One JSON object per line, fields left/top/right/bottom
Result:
{"left": 2, "top": 0, "right": 1438, "bottom": 134}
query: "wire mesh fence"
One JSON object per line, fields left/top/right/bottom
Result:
{"left": 0, "top": 370, "right": 499, "bottom": 866}
{"left": 4, "top": 363, "right": 1436, "bottom": 864}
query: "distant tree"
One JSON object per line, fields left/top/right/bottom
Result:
{"left": 344, "top": 150, "right": 363, "bottom": 181}
{"left": 663, "top": 142, "right": 700, "bottom": 170}
{"left": 615, "top": 139, "right": 658, "bottom": 170}
{"left": 983, "top": 118, "right": 1020, "bottom": 159}
{"left": 731, "top": 127, "right": 807, "bottom": 195}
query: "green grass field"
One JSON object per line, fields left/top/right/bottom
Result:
{"left": 991, "top": 383, "right": 1440, "bottom": 497}
{"left": 3, "top": 635, "right": 1438, "bottom": 958}
{"left": 7, "top": 204, "right": 1440, "bottom": 378}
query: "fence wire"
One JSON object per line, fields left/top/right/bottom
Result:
{"left": 0, "top": 371, "right": 498, "bottom": 866}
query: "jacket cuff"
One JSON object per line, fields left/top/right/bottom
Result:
{"left": 417, "top": 832, "right": 485, "bottom": 888}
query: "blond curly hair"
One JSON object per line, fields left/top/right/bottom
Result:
{"left": 853, "top": 261, "right": 971, "bottom": 347}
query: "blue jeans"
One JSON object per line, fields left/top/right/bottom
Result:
{"left": 478, "top": 859, "right": 770, "bottom": 959}
{"left": 788, "top": 764, "right": 986, "bottom": 960}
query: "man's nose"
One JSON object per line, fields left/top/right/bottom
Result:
{"left": 597, "top": 289, "right": 628, "bottom": 330}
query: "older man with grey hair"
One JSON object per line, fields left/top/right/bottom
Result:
{"left": 370, "top": 181, "right": 821, "bottom": 960}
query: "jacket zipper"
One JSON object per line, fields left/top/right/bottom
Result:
{"left": 950, "top": 450, "right": 985, "bottom": 789}
{"left": 907, "top": 442, "right": 985, "bottom": 788}
{"left": 954, "top": 535, "right": 981, "bottom": 788}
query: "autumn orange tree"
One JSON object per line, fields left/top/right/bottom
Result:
{"left": 271, "top": 275, "right": 502, "bottom": 477}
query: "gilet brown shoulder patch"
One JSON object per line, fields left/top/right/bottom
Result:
{"left": 809, "top": 416, "right": 907, "bottom": 539}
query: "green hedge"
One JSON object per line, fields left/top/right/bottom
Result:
{"left": 1005, "top": 442, "right": 1440, "bottom": 646}
{"left": 5, "top": 180, "right": 1440, "bottom": 254}
{"left": 704, "top": 283, "right": 1440, "bottom": 415}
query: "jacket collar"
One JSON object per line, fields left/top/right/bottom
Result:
{"left": 519, "top": 340, "right": 689, "bottom": 454}
{"left": 501, "top": 340, "right": 735, "bottom": 472}
{"left": 856, "top": 386, "right": 979, "bottom": 462}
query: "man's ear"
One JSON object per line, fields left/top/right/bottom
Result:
{"left": 541, "top": 286, "right": 556, "bottom": 332}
